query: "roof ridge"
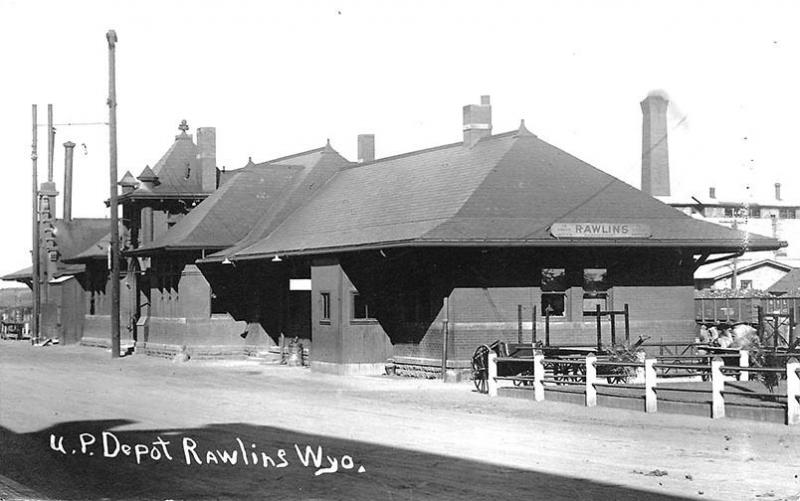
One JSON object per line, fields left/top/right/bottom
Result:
{"left": 342, "top": 129, "right": 520, "bottom": 171}
{"left": 255, "top": 145, "right": 327, "bottom": 166}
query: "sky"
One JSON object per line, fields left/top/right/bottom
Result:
{"left": 1, "top": 0, "right": 799, "bottom": 287}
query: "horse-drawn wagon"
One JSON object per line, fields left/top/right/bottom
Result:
{"left": 471, "top": 339, "right": 644, "bottom": 393}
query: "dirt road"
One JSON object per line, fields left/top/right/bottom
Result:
{"left": 1, "top": 341, "right": 799, "bottom": 500}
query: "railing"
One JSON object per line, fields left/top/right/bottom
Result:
{"left": 486, "top": 352, "right": 800, "bottom": 426}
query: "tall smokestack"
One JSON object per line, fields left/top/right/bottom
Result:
{"left": 463, "top": 95, "right": 492, "bottom": 147}
{"left": 357, "top": 134, "right": 375, "bottom": 163}
{"left": 641, "top": 92, "right": 670, "bottom": 196}
{"left": 197, "top": 127, "right": 217, "bottom": 192}
{"left": 63, "top": 141, "right": 75, "bottom": 222}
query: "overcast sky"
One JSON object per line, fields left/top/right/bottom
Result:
{"left": 1, "top": 0, "right": 799, "bottom": 287}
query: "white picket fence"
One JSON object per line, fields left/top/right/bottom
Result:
{"left": 487, "top": 352, "right": 800, "bottom": 425}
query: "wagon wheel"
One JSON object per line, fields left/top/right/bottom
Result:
{"left": 565, "top": 363, "right": 586, "bottom": 383}
{"left": 553, "top": 362, "right": 574, "bottom": 385}
{"left": 604, "top": 366, "right": 630, "bottom": 384}
{"left": 513, "top": 369, "right": 534, "bottom": 386}
{"left": 472, "top": 344, "right": 492, "bottom": 394}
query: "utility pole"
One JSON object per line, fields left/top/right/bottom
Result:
{"left": 31, "top": 105, "right": 40, "bottom": 345}
{"left": 107, "top": 29, "right": 120, "bottom": 358}
{"left": 731, "top": 219, "right": 738, "bottom": 290}
{"left": 41, "top": 104, "right": 57, "bottom": 305}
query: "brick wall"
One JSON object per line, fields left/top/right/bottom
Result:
{"left": 331, "top": 248, "right": 697, "bottom": 367}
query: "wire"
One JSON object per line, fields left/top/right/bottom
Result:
{"left": 36, "top": 122, "right": 109, "bottom": 127}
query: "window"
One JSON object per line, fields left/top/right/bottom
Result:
{"left": 320, "top": 292, "right": 331, "bottom": 323}
{"left": 748, "top": 207, "right": 761, "bottom": 218}
{"left": 541, "top": 268, "right": 567, "bottom": 317}
{"left": 351, "top": 292, "right": 375, "bottom": 321}
{"left": 739, "top": 280, "right": 753, "bottom": 290}
{"left": 779, "top": 208, "right": 797, "bottom": 219}
{"left": 583, "top": 268, "right": 609, "bottom": 313}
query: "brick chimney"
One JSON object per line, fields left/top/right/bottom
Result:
{"left": 641, "top": 92, "right": 670, "bottom": 196}
{"left": 358, "top": 134, "right": 375, "bottom": 163}
{"left": 197, "top": 127, "right": 217, "bottom": 192}
{"left": 463, "top": 95, "right": 492, "bottom": 147}
{"left": 775, "top": 182, "right": 782, "bottom": 201}
{"left": 709, "top": 187, "right": 716, "bottom": 199}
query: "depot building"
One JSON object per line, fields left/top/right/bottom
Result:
{"left": 183, "top": 95, "right": 781, "bottom": 375}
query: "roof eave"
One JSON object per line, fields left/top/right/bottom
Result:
{"left": 208, "top": 238, "right": 781, "bottom": 263}
{"left": 127, "top": 244, "right": 226, "bottom": 257}
{"left": 112, "top": 192, "right": 211, "bottom": 205}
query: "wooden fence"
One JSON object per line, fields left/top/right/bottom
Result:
{"left": 487, "top": 352, "right": 800, "bottom": 426}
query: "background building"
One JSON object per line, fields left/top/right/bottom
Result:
{"left": 639, "top": 93, "right": 799, "bottom": 290}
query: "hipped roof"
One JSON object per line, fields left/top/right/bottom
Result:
{"left": 212, "top": 125, "right": 781, "bottom": 262}
{"left": 118, "top": 130, "right": 210, "bottom": 201}
{"left": 1, "top": 218, "right": 109, "bottom": 281}
{"left": 129, "top": 145, "right": 350, "bottom": 255}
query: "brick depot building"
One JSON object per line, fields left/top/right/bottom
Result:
{"left": 2, "top": 218, "right": 109, "bottom": 343}
{"left": 127, "top": 139, "right": 351, "bottom": 357}
{"left": 52, "top": 122, "right": 224, "bottom": 352}
{"left": 190, "top": 96, "right": 780, "bottom": 375}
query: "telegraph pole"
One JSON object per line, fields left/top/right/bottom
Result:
{"left": 31, "top": 105, "right": 40, "bottom": 345}
{"left": 107, "top": 29, "right": 121, "bottom": 358}
{"left": 731, "top": 219, "right": 738, "bottom": 290}
{"left": 42, "top": 104, "right": 56, "bottom": 304}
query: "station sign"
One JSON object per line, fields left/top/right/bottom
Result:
{"left": 550, "top": 223, "right": 652, "bottom": 239}
{"left": 289, "top": 279, "right": 312, "bottom": 291}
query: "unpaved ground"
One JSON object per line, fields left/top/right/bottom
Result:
{"left": 1, "top": 341, "right": 799, "bottom": 501}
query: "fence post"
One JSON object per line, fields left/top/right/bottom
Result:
{"left": 487, "top": 352, "right": 498, "bottom": 397}
{"left": 595, "top": 304, "right": 602, "bottom": 352}
{"left": 441, "top": 297, "right": 449, "bottom": 380}
{"left": 774, "top": 315, "right": 780, "bottom": 350}
{"left": 645, "top": 358, "right": 657, "bottom": 413}
{"left": 786, "top": 357, "right": 799, "bottom": 425}
{"left": 585, "top": 354, "right": 597, "bottom": 407}
{"left": 624, "top": 303, "right": 630, "bottom": 344}
{"left": 533, "top": 351, "right": 544, "bottom": 402}
{"left": 711, "top": 357, "right": 725, "bottom": 419}
{"left": 545, "top": 310, "right": 550, "bottom": 347}
{"left": 610, "top": 311, "right": 616, "bottom": 346}
{"left": 532, "top": 306, "right": 537, "bottom": 345}
{"left": 739, "top": 350, "right": 749, "bottom": 382}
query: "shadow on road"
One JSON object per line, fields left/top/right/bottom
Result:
{"left": 1, "top": 419, "right": 694, "bottom": 501}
